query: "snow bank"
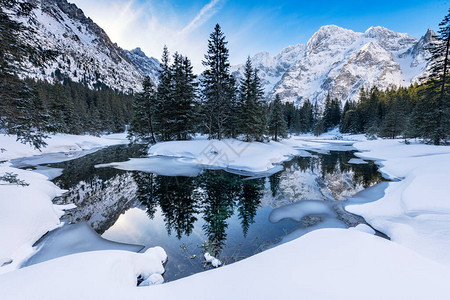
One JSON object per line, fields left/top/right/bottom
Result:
{"left": 350, "top": 224, "right": 376, "bottom": 235}
{"left": 22, "top": 222, "right": 144, "bottom": 267}
{"left": 0, "top": 247, "right": 167, "bottom": 300}
{"left": 0, "top": 163, "right": 66, "bottom": 274}
{"left": 1, "top": 229, "right": 449, "bottom": 300}
{"left": 0, "top": 133, "right": 128, "bottom": 274}
{"left": 0, "top": 133, "right": 128, "bottom": 161}
{"left": 147, "top": 139, "right": 299, "bottom": 173}
{"left": 347, "top": 139, "right": 450, "bottom": 265}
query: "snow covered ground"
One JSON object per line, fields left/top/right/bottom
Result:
{"left": 1, "top": 229, "right": 449, "bottom": 300}
{"left": 2, "top": 131, "right": 450, "bottom": 299}
{"left": 0, "top": 133, "right": 128, "bottom": 274}
{"left": 347, "top": 139, "right": 450, "bottom": 265}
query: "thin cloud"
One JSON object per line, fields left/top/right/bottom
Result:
{"left": 180, "top": 0, "right": 223, "bottom": 35}
{"left": 71, "top": 0, "right": 226, "bottom": 72}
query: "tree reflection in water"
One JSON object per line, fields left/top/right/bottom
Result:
{"left": 133, "top": 170, "right": 265, "bottom": 255}
{"left": 132, "top": 150, "right": 382, "bottom": 259}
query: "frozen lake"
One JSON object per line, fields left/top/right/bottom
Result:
{"left": 16, "top": 144, "right": 384, "bottom": 281}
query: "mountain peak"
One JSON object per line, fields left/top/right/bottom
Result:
{"left": 130, "top": 47, "right": 147, "bottom": 57}
{"left": 363, "top": 26, "right": 416, "bottom": 52}
{"left": 364, "top": 26, "right": 393, "bottom": 37}
{"left": 424, "top": 28, "right": 437, "bottom": 42}
{"left": 307, "top": 25, "right": 360, "bottom": 53}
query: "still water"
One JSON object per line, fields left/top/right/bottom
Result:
{"left": 19, "top": 144, "right": 383, "bottom": 282}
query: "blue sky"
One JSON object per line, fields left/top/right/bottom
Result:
{"left": 72, "top": 0, "right": 449, "bottom": 72}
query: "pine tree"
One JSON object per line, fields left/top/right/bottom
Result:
{"left": 201, "top": 24, "right": 235, "bottom": 140}
{"left": 410, "top": 9, "right": 450, "bottom": 144}
{"left": 238, "top": 57, "right": 266, "bottom": 141}
{"left": 380, "top": 88, "right": 410, "bottom": 138}
{"left": 340, "top": 100, "right": 359, "bottom": 133}
{"left": 312, "top": 101, "right": 322, "bottom": 134}
{"left": 171, "top": 53, "right": 197, "bottom": 140}
{"left": 323, "top": 95, "right": 342, "bottom": 131}
{"left": 0, "top": 1, "right": 52, "bottom": 149}
{"left": 299, "top": 100, "right": 314, "bottom": 133}
{"left": 268, "top": 94, "right": 287, "bottom": 141}
{"left": 225, "top": 76, "right": 239, "bottom": 138}
{"left": 155, "top": 46, "right": 173, "bottom": 141}
{"left": 238, "top": 57, "right": 254, "bottom": 140}
{"left": 251, "top": 68, "right": 267, "bottom": 140}
{"left": 128, "top": 76, "right": 157, "bottom": 143}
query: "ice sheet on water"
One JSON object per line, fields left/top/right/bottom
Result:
{"left": 31, "top": 166, "right": 64, "bottom": 180}
{"left": 290, "top": 140, "right": 356, "bottom": 154}
{"left": 344, "top": 181, "right": 389, "bottom": 206}
{"left": 292, "top": 149, "right": 316, "bottom": 157}
{"left": 96, "top": 157, "right": 205, "bottom": 176}
{"left": 269, "top": 200, "right": 335, "bottom": 223}
{"left": 269, "top": 200, "right": 347, "bottom": 245}
{"left": 96, "top": 156, "right": 285, "bottom": 177}
{"left": 348, "top": 158, "right": 368, "bottom": 165}
{"left": 11, "top": 149, "right": 99, "bottom": 168}
{"left": 22, "top": 222, "right": 144, "bottom": 267}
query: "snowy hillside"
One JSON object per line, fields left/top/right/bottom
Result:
{"left": 232, "top": 25, "right": 434, "bottom": 106}
{"left": 13, "top": 0, "right": 159, "bottom": 92}
{"left": 231, "top": 44, "right": 306, "bottom": 95}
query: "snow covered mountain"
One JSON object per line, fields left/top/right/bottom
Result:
{"left": 123, "top": 48, "right": 161, "bottom": 84}
{"left": 231, "top": 44, "right": 306, "bottom": 94}
{"left": 13, "top": 0, "right": 160, "bottom": 92}
{"left": 233, "top": 25, "right": 435, "bottom": 106}
{"left": 269, "top": 25, "right": 435, "bottom": 105}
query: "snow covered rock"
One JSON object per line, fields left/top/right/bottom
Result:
{"left": 204, "top": 252, "right": 222, "bottom": 268}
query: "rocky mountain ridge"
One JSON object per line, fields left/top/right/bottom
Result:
{"left": 233, "top": 25, "right": 435, "bottom": 106}
{"left": 14, "top": 0, "right": 159, "bottom": 92}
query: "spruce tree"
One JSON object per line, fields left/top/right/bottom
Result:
{"left": 0, "top": 1, "right": 52, "bottom": 149}
{"left": 268, "top": 94, "right": 287, "bottom": 141}
{"left": 201, "top": 24, "right": 235, "bottom": 140}
{"left": 238, "top": 57, "right": 256, "bottom": 141}
{"left": 251, "top": 68, "right": 267, "bottom": 140}
{"left": 323, "top": 95, "right": 342, "bottom": 131}
{"left": 171, "top": 53, "right": 197, "bottom": 140}
{"left": 237, "top": 57, "right": 266, "bottom": 141}
{"left": 299, "top": 100, "right": 314, "bottom": 133}
{"left": 156, "top": 46, "right": 173, "bottom": 141}
{"left": 380, "top": 99, "right": 408, "bottom": 139}
{"left": 410, "top": 9, "right": 450, "bottom": 144}
{"left": 128, "top": 76, "right": 157, "bottom": 143}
